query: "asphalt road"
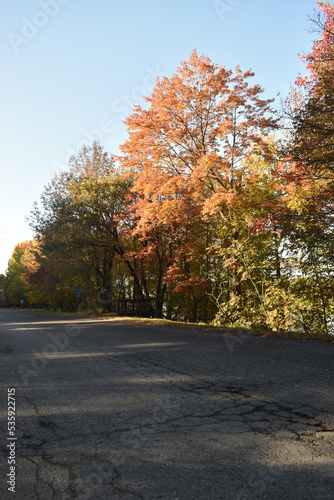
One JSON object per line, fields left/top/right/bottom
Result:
{"left": 0, "top": 308, "right": 333, "bottom": 500}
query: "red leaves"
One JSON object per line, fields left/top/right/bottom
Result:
{"left": 250, "top": 216, "right": 280, "bottom": 237}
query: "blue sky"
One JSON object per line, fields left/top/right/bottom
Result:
{"left": 0, "top": 0, "right": 319, "bottom": 273}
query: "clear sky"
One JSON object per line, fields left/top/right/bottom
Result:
{"left": 0, "top": 0, "right": 319, "bottom": 274}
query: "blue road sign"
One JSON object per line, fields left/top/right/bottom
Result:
{"left": 75, "top": 287, "right": 83, "bottom": 298}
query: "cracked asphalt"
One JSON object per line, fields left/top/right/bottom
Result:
{"left": 0, "top": 308, "right": 333, "bottom": 500}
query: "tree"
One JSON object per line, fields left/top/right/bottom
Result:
{"left": 277, "top": 2, "right": 334, "bottom": 334}
{"left": 29, "top": 141, "right": 173, "bottom": 315}
{"left": 29, "top": 141, "right": 135, "bottom": 310}
{"left": 285, "top": 1, "right": 334, "bottom": 181}
{"left": 119, "top": 50, "right": 278, "bottom": 323}
{"left": 4, "top": 241, "right": 36, "bottom": 306}
{"left": 0, "top": 274, "right": 6, "bottom": 306}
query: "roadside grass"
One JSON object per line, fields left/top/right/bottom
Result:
{"left": 94, "top": 313, "right": 334, "bottom": 343}
{"left": 11, "top": 307, "right": 334, "bottom": 343}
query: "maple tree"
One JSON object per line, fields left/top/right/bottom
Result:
{"left": 119, "top": 50, "right": 278, "bottom": 322}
